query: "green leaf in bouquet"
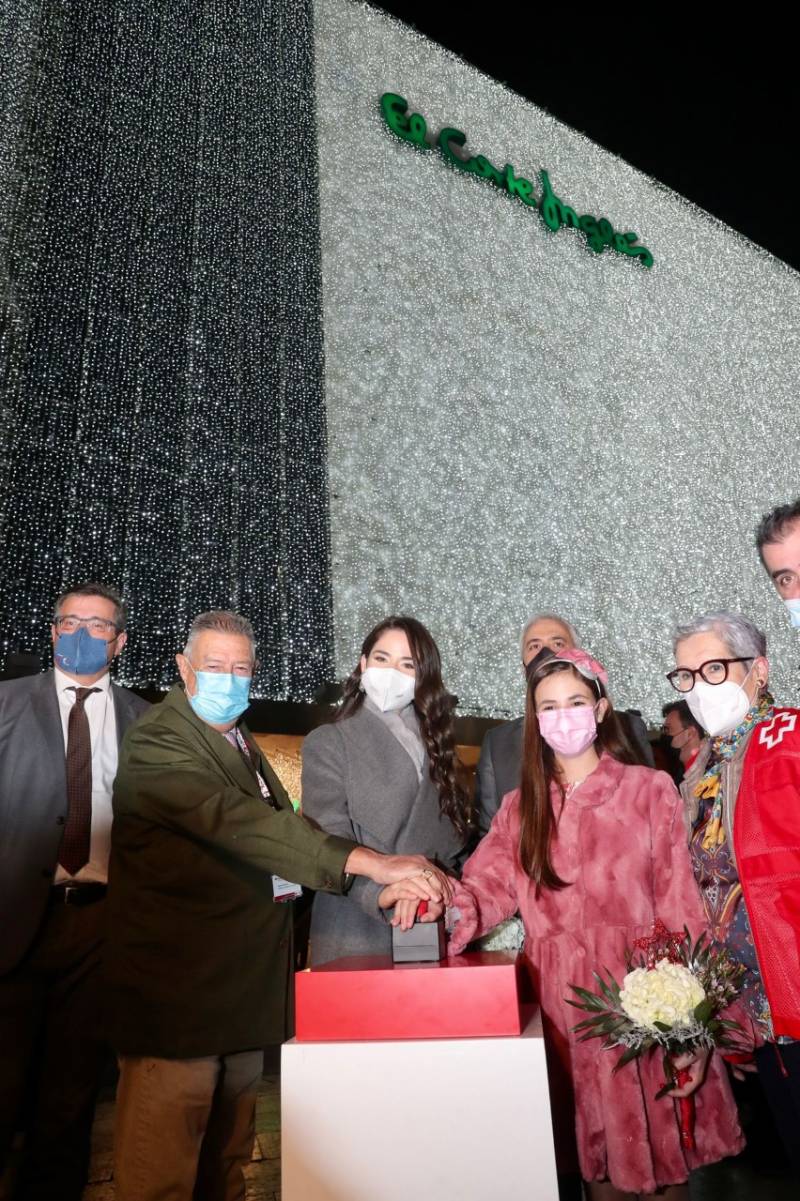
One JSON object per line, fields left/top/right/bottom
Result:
{"left": 567, "top": 985, "right": 608, "bottom": 1011}
{"left": 572, "top": 1012, "right": 622, "bottom": 1037}
{"left": 612, "top": 1045, "right": 642, "bottom": 1072}
{"left": 693, "top": 998, "right": 714, "bottom": 1024}
{"left": 601, "top": 1015, "right": 629, "bottom": 1032}
{"left": 593, "top": 969, "right": 622, "bottom": 1007}
{"left": 572, "top": 1020, "right": 609, "bottom": 1037}
{"left": 688, "top": 927, "right": 705, "bottom": 957}
{"left": 577, "top": 1029, "right": 623, "bottom": 1046}
{"left": 565, "top": 995, "right": 608, "bottom": 1014}
{"left": 652, "top": 1021, "right": 672, "bottom": 1033}
{"left": 571, "top": 1016, "right": 604, "bottom": 1031}
{"left": 597, "top": 1019, "right": 625, "bottom": 1036}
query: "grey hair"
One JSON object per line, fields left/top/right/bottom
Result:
{"left": 520, "top": 612, "right": 579, "bottom": 657}
{"left": 672, "top": 610, "right": 767, "bottom": 661}
{"left": 183, "top": 610, "right": 256, "bottom": 659}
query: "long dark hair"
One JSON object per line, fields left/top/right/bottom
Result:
{"left": 518, "top": 659, "right": 638, "bottom": 890}
{"left": 338, "top": 615, "right": 471, "bottom": 836}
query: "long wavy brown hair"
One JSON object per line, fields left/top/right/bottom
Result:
{"left": 519, "top": 658, "right": 638, "bottom": 890}
{"left": 338, "top": 615, "right": 471, "bottom": 836}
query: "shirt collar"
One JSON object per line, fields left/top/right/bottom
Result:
{"left": 54, "top": 664, "right": 111, "bottom": 694}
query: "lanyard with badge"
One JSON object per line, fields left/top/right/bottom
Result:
{"left": 231, "top": 727, "right": 303, "bottom": 903}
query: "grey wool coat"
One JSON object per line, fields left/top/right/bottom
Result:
{"left": 301, "top": 704, "right": 465, "bottom": 964}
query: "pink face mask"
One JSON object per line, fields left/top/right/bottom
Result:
{"left": 537, "top": 706, "right": 598, "bottom": 756}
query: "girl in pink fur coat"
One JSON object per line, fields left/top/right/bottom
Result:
{"left": 426, "top": 649, "right": 744, "bottom": 1200}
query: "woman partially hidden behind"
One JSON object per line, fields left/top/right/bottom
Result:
{"left": 301, "top": 615, "right": 470, "bottom": 965}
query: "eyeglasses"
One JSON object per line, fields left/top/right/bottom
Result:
{"left": 665, "top": 657, "right": 753, "bottom": 694}
{"left": 54, "top": 615, "right": 119, "bottom": 637}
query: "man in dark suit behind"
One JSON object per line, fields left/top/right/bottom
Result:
{"left": 0, "top": 583, "right": 149, "bottom": 1200}
{"left": 475, "top": 613, "right": 654, "bottom": 835}
{"left": 107, "top": 610, "right": 449, "bottom": 1200}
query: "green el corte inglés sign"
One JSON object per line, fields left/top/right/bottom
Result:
{"left": 380, "top": 93, "right": 653, "bottom": 269}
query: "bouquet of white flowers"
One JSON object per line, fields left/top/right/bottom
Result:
{"left": 567, "top": 920, "right": 746, "bottom": 1149}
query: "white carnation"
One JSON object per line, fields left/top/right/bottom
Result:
{"left": 619, "top": 958, "right": 705, "bottom": 1030}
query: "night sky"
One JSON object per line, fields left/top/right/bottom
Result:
{"left": 372, "top": 5, "right": 800, "bottom": 273}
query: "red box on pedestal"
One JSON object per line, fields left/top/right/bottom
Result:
{"left": 294, "top": 951, "right": 522, "bottom": 1041}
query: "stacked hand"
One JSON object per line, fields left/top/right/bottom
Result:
{"left": 378, "top": 872, "right": 450, "bottom": 931}
{"left": 343, "top": 847, "right": 454, "bottom": 930}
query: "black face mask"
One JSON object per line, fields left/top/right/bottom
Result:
{"left": 669, "top": 727, "right": 692, "bottom": 751}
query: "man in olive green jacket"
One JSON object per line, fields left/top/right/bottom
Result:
{"left": 107, "top": 611, "right": 446, "bottom": 1201}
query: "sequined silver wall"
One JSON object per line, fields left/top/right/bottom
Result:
{"left": 314, "top": 0, "right": 800, "bottom": 720}
{"left": 0, "top": 0, "right": 332, "bottom": 698}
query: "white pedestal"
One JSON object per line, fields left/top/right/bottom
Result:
{"left": 281, "top": 1010, "right": 558, "bottom": 1201}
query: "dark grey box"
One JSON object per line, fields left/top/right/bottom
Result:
{"left": 391, "top": 917, "right": 447, "bottom": 963}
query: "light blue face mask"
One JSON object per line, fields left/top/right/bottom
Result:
{"left": 188, "top": 667, "right": 251, "bottom": 725}
{"left": 785, "top": 598, "right": 800, "bottom": 630}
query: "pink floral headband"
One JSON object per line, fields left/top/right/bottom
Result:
{"left": 549, "top": 647, "right": 609, "bottom": 688}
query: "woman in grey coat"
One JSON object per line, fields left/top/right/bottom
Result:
{"left": 301, "top": 615, "right": 471, "bottom": 964}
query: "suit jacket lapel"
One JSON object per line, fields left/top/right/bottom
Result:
{"left": 163, "top": 686, "right": 288, "bottom": 807}
{"left": 204, "top": 722, "right": 264, "bottom": 801}
{"left": 244, "top": 731, "right": 292, "bottom": 812}
{"left": 111, "top": 682, "right": 139, "bottom": 745}
{"left": 29, "top": 671, "right": 67, "bottom": 793}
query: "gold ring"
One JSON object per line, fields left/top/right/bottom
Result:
{"left": 423, "top": 869, "right": 433, "bottom": 879}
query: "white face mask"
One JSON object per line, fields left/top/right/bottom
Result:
{"left": 360, "top": 665, "right": 416, "bottom": 712}
{"left": 685, "top": 668, "right": 754, "bottom": 738}
{"left": 784, "top": 598, "right": 800, "bottom": 630}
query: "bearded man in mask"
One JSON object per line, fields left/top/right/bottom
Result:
{"left": 0, "top": 583, "right": 149, "bottom": 1200}
{"left": 668, "top": 610, "right": 800, "bottom": 1177}
{"left": 106, "top": 610, "right": 449, "bottom": 1200}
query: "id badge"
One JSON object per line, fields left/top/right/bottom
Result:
{"left": 272, "top": 874, "right": 303, "bottom": 903}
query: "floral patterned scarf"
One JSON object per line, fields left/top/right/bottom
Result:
{"left": 693, "top": 690, "right": 774, "bottom": 850}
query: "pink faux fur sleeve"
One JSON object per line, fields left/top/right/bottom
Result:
{"left": 447, "top": 789, "right": 521, "bottom": 954}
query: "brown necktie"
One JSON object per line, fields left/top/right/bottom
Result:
{"left": 59, "top": 686, "right": 100, "bottom": 876}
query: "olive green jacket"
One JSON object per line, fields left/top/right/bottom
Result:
{"left": 105, "top": 685, "right": 355, "bottom": 1057}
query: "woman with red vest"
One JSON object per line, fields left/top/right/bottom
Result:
{"left": 669, "top": 610, "right": 800, "bottom": 1176}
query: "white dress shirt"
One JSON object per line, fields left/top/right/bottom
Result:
{"left": 53, "top": 666, "right": 118, "bottom": 884}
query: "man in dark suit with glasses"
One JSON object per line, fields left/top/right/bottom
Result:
{"left": 0, "top": 583, "right": 149, "bottom": 1201}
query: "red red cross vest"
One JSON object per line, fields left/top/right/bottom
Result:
{"left": 736, "top": 707, "right": 800, "bottom": 1038}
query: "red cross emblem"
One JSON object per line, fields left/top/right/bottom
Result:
{"left": 758, "top": 712, "right": 797, "bottom": 750}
